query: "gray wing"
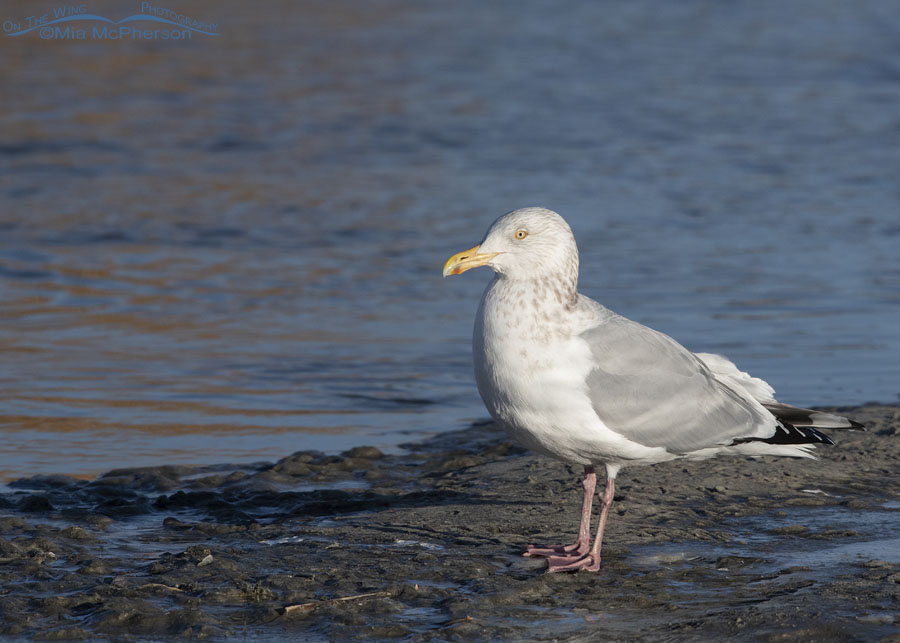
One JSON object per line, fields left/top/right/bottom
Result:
{"left": 581, "top": 312, "right": 776, "bottom": 453}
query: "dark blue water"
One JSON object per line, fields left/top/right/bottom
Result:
{"left": 1, "top": 0, "right": 898, "bottom": 478}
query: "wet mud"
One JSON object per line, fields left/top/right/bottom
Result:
{"left": 1, "top": 404, "right": 898, "bottom": 641}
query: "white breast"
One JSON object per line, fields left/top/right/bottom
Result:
{"left": 473, "top": 278, "right": 670, "bottom": 466}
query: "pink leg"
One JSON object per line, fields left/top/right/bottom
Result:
{"left": 525, "top": 466, "right": 596, "bottom": 558}
{"left": 547, "top": 474, "right": 615, "bottom": 573}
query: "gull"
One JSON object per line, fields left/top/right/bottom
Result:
{"left": 443, "top": 207, "right": 862, "bottom": 572}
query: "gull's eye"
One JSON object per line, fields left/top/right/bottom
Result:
{"left": 514, "top": 229, "right": 528, "bottom": 240}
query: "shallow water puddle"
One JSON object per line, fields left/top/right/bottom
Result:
{"left": 259, "top": 535, "right": 307, "bottom": 546}
{"left": 630, "top": 501, "right": 900, "bottom": 582}
{"left": 736, "top": 503, "right": 900, "bottom": 566}
{"left": 390, "top": 539, "right": 445, "bottom": 551}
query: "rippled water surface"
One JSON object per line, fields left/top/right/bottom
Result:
{"left": 1, "top": 0, "right": 898, "bottom": 479}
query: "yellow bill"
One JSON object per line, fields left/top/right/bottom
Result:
{"left": 442, "top": 245, "right": 499, "bottom": 277}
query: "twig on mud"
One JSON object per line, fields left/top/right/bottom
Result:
{"left": 282, "top": 591, "right": 391, "bottom": 615}
{"left": 139, "top": 583, "right": 185, "bottom": 593}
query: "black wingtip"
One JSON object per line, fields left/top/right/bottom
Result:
{"left": 809, "top": 427, "right": 836, "bottom": 446}
{"left": 735, "top": 421, "right": 836, "bottom": 447}
{"left": 761, "top": 402, "right": 866, "bottom": 433}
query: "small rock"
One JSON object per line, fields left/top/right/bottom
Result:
{"left": 163, "top": 517, "right": 193, "bottom": 530}
{"left": 84, "top": 515, "right": 113, "bottom": 530}
{"left": 344, "top": 446, "right": 384, "bottom": 459}
{"left": 27, "top": 549, "right": 56, "bottom": 564}
{"left": 338, "top": 457, "right": 371, "bottom": 471}
{"left": 442, "top": 456, "right": 484, "bottom": 470}
{"left": 78, "top": 560, "right": 112, "bottom": 575}
{"left": 272, "top": 457, "right": 313, "bottom": 476}
{"left": 60, "top": 526, "right": 93, "bottom": 541}
{"left": 772, "top": 525, "right": 809, "bottom": 536}
{"left": 184, "top": 545, "right": 211, "bottom": 562}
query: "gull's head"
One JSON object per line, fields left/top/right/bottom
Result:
{"left": 443, "top": 207, "right": 579, "bottom": 281}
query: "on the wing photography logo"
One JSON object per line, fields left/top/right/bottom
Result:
{"left": 3, "top": 2, "right": 219, "bottom": 40}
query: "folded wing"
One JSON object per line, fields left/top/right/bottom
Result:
{"left": 581, "top": 313, "right": 863, "bottom": 454}
{"left": 581, "top": 313, "right": 777, "bottom": 454}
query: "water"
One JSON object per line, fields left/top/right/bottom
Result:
{"left": 1, "top": 0, "right": 898, "bottom": 480}
{"left": 635, "top": 501, "right": 900, "bottom": 576}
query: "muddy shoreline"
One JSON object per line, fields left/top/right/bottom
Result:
{"left": 1, "top": 404, "right": 898, "bottom": 641}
